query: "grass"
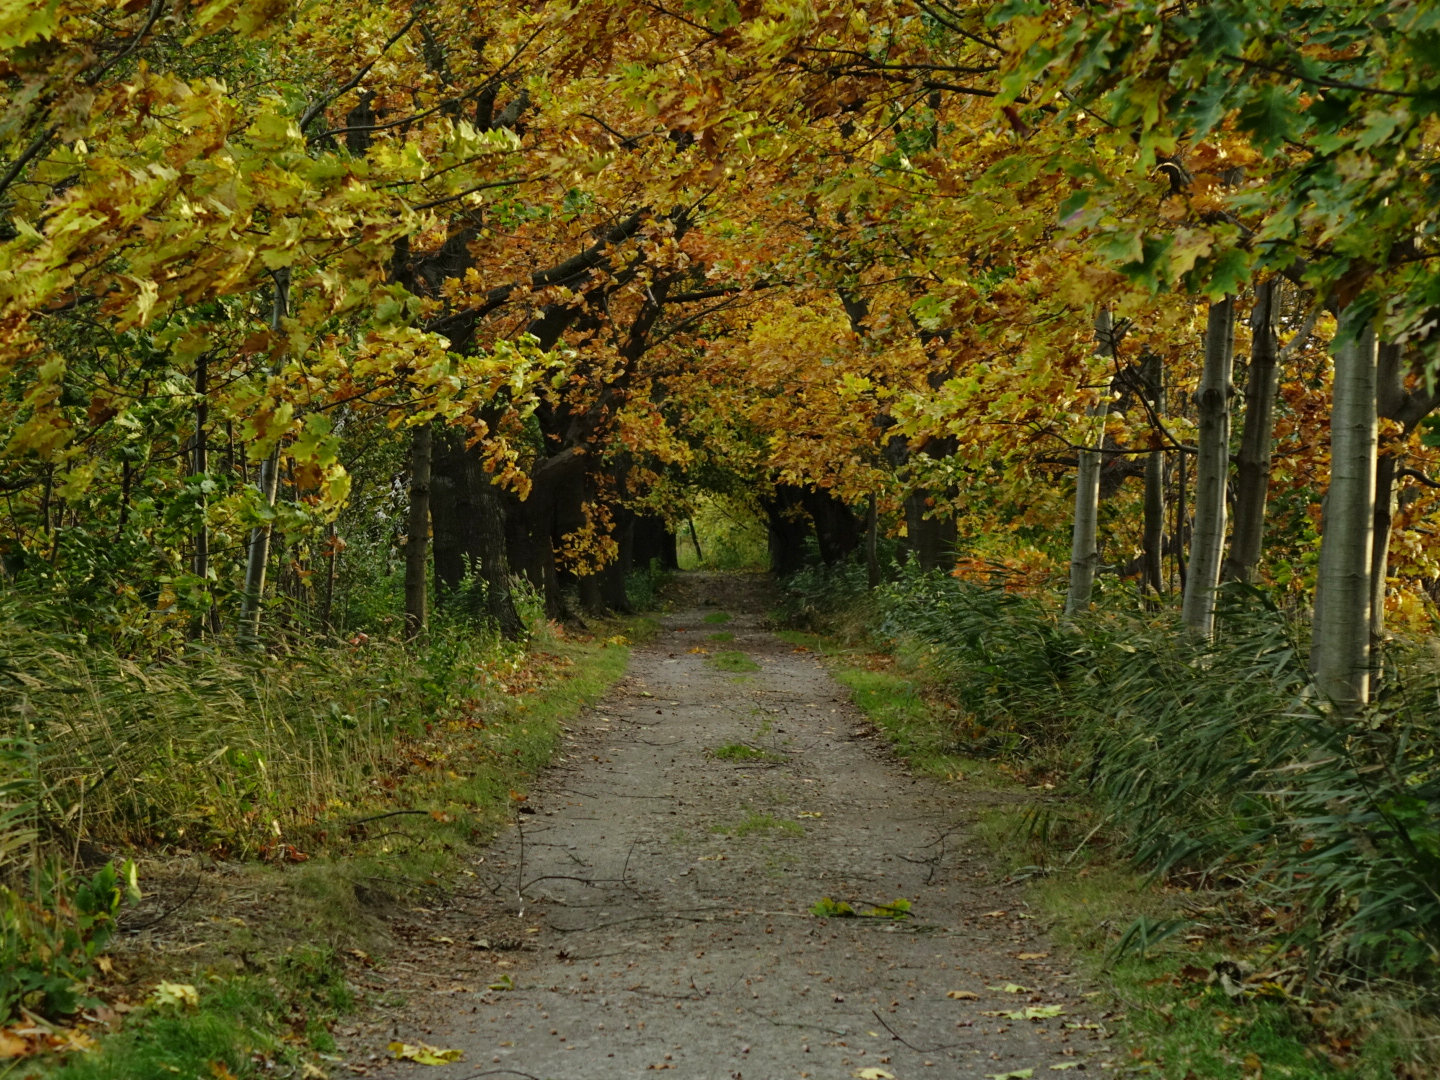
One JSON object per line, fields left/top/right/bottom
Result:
{"left": 702, "top": 611, "right": 733, "bottom": 624}
{"left": 709, "top": 743, "right": 786, "bottom": 764}
{"left": 793, "top": 613, "right": 1440, "bottom": 1080}
{"left": 6, "top": 617, "right": 643, "bottom": 1078}
{"left": 708, "top": 650, "right": 760, "bottom": 673}
{"left": 706, "top": 631, "right": 734, "bottom": 642}
{"left": 711, "top": 810, "right": 803, "bottom": 838}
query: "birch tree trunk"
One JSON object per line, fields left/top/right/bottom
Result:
{"left": 1065, "top": 308, "right": 1115, "bottom": 616}
{"left": 404, "top": 421, "right": 433, "bottom": 640}
{"left": 1222, "top": 281, "right": 1279, "bottom": 585}
{"left": 1312, "top": 313, "right": 1378, "bottom": 712}
{"left": 238, "top": 272, "right": 288, "bottom": 646}
{"left": 1181, "top": 296, "right": 1235, "bottom": 637}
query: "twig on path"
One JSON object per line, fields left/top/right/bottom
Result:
{"left": 743, "top": 1006, "right": 849, "bottom": 1036}
{"left": 519, "top": 872, "right": 640, "bottom": 895}
{"left": 120, "top": 874, "right": 202, "bottom": 934}
{"left": 871, "top": 1008, "right": 965, "bottom": 1054}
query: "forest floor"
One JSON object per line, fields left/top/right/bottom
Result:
{"left": 341, "top": 572, "right": 1109, "bottom": 1079}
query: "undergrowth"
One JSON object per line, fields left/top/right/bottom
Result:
{"left": 783, "top": 560, "right": 1440, "bottom": 1074}
{"left": 0, "top": 585, "right": 642, "bottom": 1071}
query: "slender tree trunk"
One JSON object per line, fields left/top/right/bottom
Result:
{"left": 190, "top": 353, "right": 210, "bottom": 638}
{"left": 1181, "top": 296, "right": 1235, "bottom": 637}
{"left": 1371, "top": 452, "right": 1396, "bottom": 640}
{"left": 1140, "top": 353, "right": 1166, "bottom": 600}
{"left": 865, "top": 492, "right": 881, "bottom": 589}
{"left": 320, "top": 523, "right": 339, "bottom": 632}
{"left": 1222, "top": 281, "right": 1280, "bottom": 584}
{"left": 239, "top": 272, "right": 289, "bottom": 645}
{"left": 404, "top": 421, "right": 433, "bottom": 639}
{"left": 1312, "top": 312, "right": 1378, "bottom": 712}
{"left": 1065, "top": 308, "right": 1115, "bottom": 616}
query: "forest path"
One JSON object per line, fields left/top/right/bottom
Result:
{"left": 358, "top": 573, "right": 1105, "bottom": 1079}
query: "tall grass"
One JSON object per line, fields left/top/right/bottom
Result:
{"left": 784, "top": 563, "right": 1440, "bottom": 997}
{"left": 0, "top": 594, "right": 517, "bottom": 865}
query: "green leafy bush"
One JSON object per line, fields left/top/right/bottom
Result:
{"left": 0, "top": 860, "right": 139, "bottom": 1020}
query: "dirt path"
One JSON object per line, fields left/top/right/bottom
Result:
{"left": 354, "top": 574, "right": 1106, "bottom": 1079}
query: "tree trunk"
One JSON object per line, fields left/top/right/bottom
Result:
{"left": 472, "top": 470, "right": 525, "bottom": 639}
{"left": 1065, "top": 308, "right": 1115, "bottom": 616}
{"left": 1181, "top": 295, "right": 1235, "bottom": 637}
{"left": 190, "top": 352, "right": 210, "bottom": 638}
{"left": 1371, "top": 451, "right": 1396, "bottom": 641}
{"left": 1222, "top": 280, "right": 1280, "bottom": 585}
{"left": 238, "top": 272, "right": 288, "bottom": 645}
{"left": 1312, "top": 312, "right": 1378, "bottom": 712}
{"left": 764, "top": 487, "right": 809, "bottom": 576}
{"left": 633, "top": 515, "right": 678, "bottom": 571}
{"left": 1140, "top": 352, "right": 1166, "bottom": 600}
{"left": 906, "top": 491, "right": 955, "bottom": 571}
{"left": 865, "top": 492, "right": 881, "bottom": 589}
{"left": 404, "top": 421, "right": 433, "bottom": 639}
{"left": 429, "top": 429, "right": 469, "bottom": 599}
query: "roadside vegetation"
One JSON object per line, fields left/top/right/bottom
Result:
{"left": 0, "top": 579, "right": 642, "bottom": 1076}
{"left": 780, "top": 560, "right": 1440, "bottom": 1080}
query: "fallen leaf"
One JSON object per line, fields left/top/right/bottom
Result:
{"left": 487, "top": 974, "right": 514, "bottom": 991}
{"left": 947, "top": 990, "right": 980, "bottom": 1000}
{"left": 0, "top": 1031, "right": 30, "bottom": 1059}
{"left": 988, "top": 983, "right": 1031, "bottom": 994}
{"left": 853, "top": 1070, "right": 895, "bottom": 1079}
{"left": 1050, "top": 1065, "right": 1083, "bottom": 1072}
{"left": 150, "top": 982, "right": 200, "bottom": 1009}
{"left": 1017, "top": 952, "right": 1049, "bottom": 960}
{"left": 389, "top": 1041, "right": 463, "bottom": 1066}
{"left": 985, "top": 1071, "right": 1034, "bottom": 1080}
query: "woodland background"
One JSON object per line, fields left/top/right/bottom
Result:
{"left": 1, "top": 0, "right": 1438, "bottom": 1075}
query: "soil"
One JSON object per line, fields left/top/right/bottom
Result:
{"left": 342, "top": 573, "right": 1109, "bottom": 1079}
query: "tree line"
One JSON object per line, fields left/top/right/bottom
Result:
{"left": 2, "top": 0, "right": 1438, "bottom": 718}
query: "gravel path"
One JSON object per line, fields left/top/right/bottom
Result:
{"left": 358, "top": 573, "right": 1106, "bottom": 1079}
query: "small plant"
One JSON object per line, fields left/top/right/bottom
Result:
{"left": 710, "top": 650, "right": 760, "bottom": 673}
{"left": 0, "top": 860, "right": 140, "bottom": 1020}
{"left": 810, "top": 897, "right": 856, "bottom": 918}
{"left": 706, "top": 631, "right": 734, "bottom": 642}
{"left": 703, "top": 612, "right": 733, "bottom": 624}
{"left": 709, "top": 743, "right": 786, "bottom": 763}
{"left": 712, "top": 811, "right": 802, "bottom": 838}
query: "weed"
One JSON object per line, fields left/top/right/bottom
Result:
{"left": 709, "top": 650, "right": 759, "bottom": 673}
{"left": 711, "top": 811, "right": 802, "bottom": 838}
{"left": 709, "top": 743, "right": 786, "bottom": 764}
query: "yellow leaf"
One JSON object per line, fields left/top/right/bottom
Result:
{"left": 388, "top": 1041, "right": 464, "bottom": 1065}
{"left": 853, "top": 1070, "right": 895, "bottom": 1080}
{"left": 151, "top": 982, "right": 200, "bottom": 1009}
{"left": 947, "top": 989, "right": 980, "bottom": 1000}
